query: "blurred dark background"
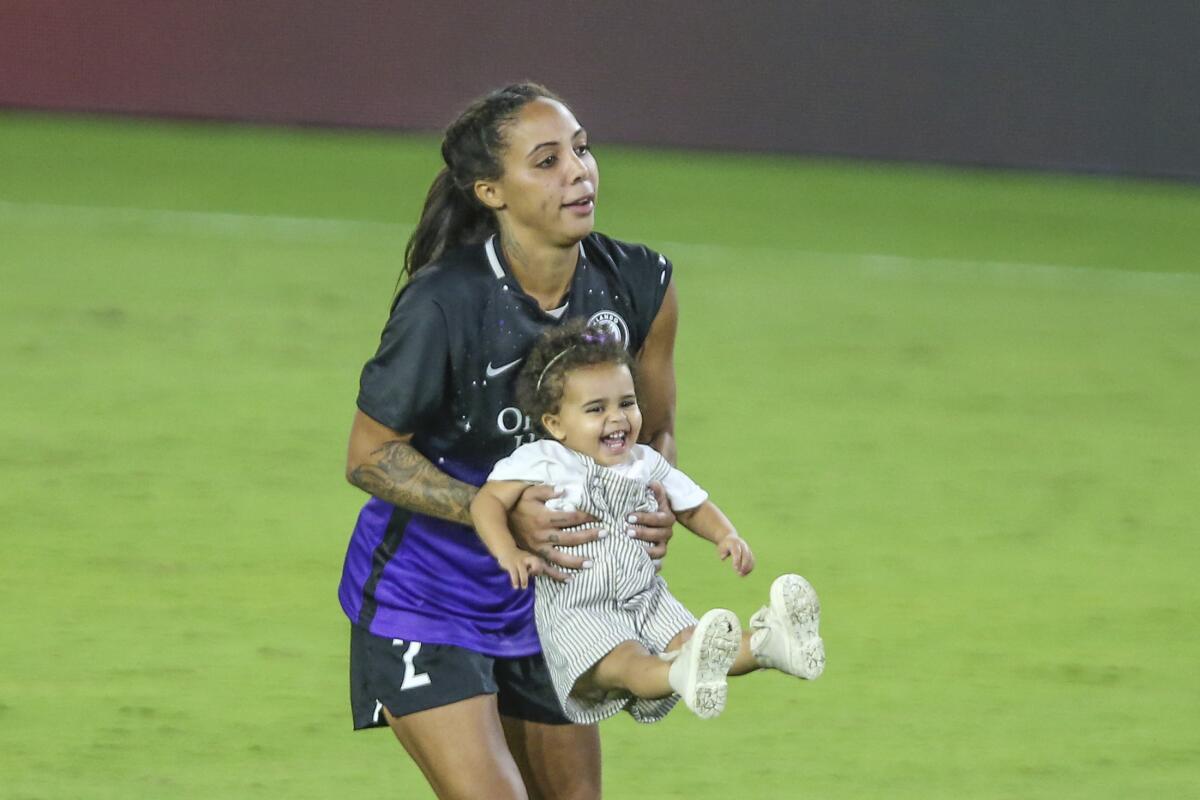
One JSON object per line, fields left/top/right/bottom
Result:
{"left": 2, "top": 1, "right": 1198, "bottom": 178}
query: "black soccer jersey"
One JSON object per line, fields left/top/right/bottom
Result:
{"left": 340, "top": 232, "right": 673, "bottom": 655}
{"left": 357, "top": 231, "right": 672, "bottom": 480}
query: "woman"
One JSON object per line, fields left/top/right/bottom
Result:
{"left": 339, "top": 83, "right": 680, "bottom": 800}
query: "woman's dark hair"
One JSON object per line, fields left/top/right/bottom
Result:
{"left": 402, "top": 82, "right": 565, "bottom": 283}
{"left": 516, "top": 319, "right": 638, "bottom": 437}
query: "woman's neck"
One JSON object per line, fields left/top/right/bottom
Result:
{"left": 500, "top": 228, "right": 579, "bottom": 311}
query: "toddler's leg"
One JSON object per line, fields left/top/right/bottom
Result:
{"left": 667, "top": 624, "right": 757, "bottom": 675}
{"left": 586, "top": 611, "right": 741, "bottom": 719}
{"left": 588, "top": 641, "right": 674, "bottom": 700}
{"left": 729, "top": 631, "right": 761, "bottom": 676}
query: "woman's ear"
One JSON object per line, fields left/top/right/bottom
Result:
{"left": 541, "top": 412, "right": 565, "bottom": 441}
{"left": 474, "top": 179, "right": 505, "bottom": 211}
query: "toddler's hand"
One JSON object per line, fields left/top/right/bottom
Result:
{"left": 717, "top": 533, "right": 755, "bottom": 576}
{"left": 498, "top": 550, "right": 545, "bottom": 590}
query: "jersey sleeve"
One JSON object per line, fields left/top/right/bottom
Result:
{"left": 597, "top": 236, "right": 673, "bottom": 350}
{"left": 356, "top": 280, "right": 451, "bottom": 433}
{"left": 629, "top": 245, "right": 673, "bottom": 349}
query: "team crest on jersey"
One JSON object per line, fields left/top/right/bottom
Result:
{"left": 587, "top": 310, "right": 630, "bottom": 349}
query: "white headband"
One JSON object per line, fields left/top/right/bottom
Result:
{"left": 536, "top": 346, "right": 575, "bottom": 392}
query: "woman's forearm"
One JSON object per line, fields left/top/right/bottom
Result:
{"left": 646, "top": 429, "right": 676, "bottom": 465}
{"left": 348, "top": 438, "right": 477, "bottom": 526}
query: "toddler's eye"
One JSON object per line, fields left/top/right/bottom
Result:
{"left": 575, "top": 144, "right": 590, "bottom": 156}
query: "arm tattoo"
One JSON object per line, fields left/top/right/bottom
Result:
{"left": 348, "top": 439, "right": 476, "bottom": 526}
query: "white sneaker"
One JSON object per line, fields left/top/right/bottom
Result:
{"left": 750, "top": 574, "right": 825, "bottom": 679}
{"left": 668, "top": 608, "right": 741, "bottom": 719}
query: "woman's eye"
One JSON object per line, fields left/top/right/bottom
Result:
{"left": 575, "top": 144, "right": 590, "bottom": 156}
{"left": 537, "top": 155, "right": 556, "bottom": 168}
{"left": 586, "top": 406, "right": 601, "bottom": 414}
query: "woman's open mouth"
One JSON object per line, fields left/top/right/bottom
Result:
{"left": 563, "top": 194, "right": 595, "bottom": 215}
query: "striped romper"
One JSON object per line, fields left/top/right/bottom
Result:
{"left": 488, "top": 440, "right": 705, "bottom": 724}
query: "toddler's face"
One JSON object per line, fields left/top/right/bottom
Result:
{"left": 543, "top": 363, "right": 642, "bottom": 466}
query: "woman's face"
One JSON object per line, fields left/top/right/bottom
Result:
{"left": 476, "top": 98, "right": 599, "bottom": 248}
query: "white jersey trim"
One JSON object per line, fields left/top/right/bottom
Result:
{"left": 485, "top": 236, "right": 505, "bottom": 278}
{"left": 485, "top": 235, "right": 587, "bottom": 281}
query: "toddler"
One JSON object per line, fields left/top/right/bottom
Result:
{"left": 471, "top": 321, "right": 825, "bottom": 722}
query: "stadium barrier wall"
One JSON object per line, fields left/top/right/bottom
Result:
{"left": 1, "top": 1, "right": 1197, "bottom": 179}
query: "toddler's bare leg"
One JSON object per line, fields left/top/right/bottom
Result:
{"left": 729, "top": 630, "right": 760, "bottom": 676}
{"left": 585, "top": 641, "right": 673, "bottom": 700}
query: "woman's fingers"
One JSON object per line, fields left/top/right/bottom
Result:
{"left": 629, "top": 512, "right": 673, "bottom": 536}
{"left": 535, "top": 541, "right": 594, "bottom": 571}
{"left": 538, "top": 561, "right": 572, "bottom": 582}
{"left": 547, "top": 509, "right": 599, "bottom": 529}
{"left": 544, "top": 525, "right": 602, "bottom": 548}
{"left": 627, "top": 514, "right": 673, "bottom": 542}
{"left": 628, "top": 517, "right": 673, "bottom": 560}
{"left": 519, "top": 488, "right": 598, "bottom": 526}
{"left": 628, "top": 482, "right": 676, "bottom": 558}
{"left": 521, "top": 484, "right": 561, "bottom": 504}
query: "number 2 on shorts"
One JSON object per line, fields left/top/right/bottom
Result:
{"left": 391, "top": 639, "right": 432, "bottom": 690}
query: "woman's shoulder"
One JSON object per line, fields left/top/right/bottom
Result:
{"left": 581, "top": 233, "right": 675, "bottom": 341}
{"left": 398, "top": 242, "right": 496, "bottom": 301}
{"left": 583, "top": 232, "right": 671, "bottom": 275}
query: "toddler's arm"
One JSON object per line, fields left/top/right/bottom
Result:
{"left": 676, "top": 500, "right": 755, "bottom": 576}
{"left": 471, "top": 480, "right": 546, "bottom": 589}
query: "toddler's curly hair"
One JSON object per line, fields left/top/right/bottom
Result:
{"left": 516, "top": 319, "right": 637, "bottom": 437}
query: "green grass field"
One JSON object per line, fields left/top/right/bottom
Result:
{"left": 2, "top": 112, "right": 1198, "bottom": 799}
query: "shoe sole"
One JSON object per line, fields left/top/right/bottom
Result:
{"left": 682, "top": 609, "right": 741, "bottom": 719}
{"left": 772, "top": 574, "right": 825, "bottom": 679}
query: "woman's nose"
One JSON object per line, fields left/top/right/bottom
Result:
{"left": 567, "top": 151, "right": 589, "bottom": 182}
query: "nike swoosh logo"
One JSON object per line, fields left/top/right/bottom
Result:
{"left": 485, "top": 358, "right": 523, "bottom": 378}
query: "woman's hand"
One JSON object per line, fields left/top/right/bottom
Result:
{"left": 508, "top": 485, "right": 601, "bottom": 581}
{"left": 629, "top": 482, "right": 676, "bottom": 566}
{"left": 716, "top": 532, "right": 755, "bottom": 576}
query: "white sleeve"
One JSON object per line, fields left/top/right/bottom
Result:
{"left": 485, "top": 441, "right": 584, "bottom": 512}
{"left": 637, "top": 447, "right": 708, "bottom": 512}
{"left": 661, "top": 466, "right": 708, "bottom": 512}
{"left": 487, "top": 442, "right": 558, "bottom": 484}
